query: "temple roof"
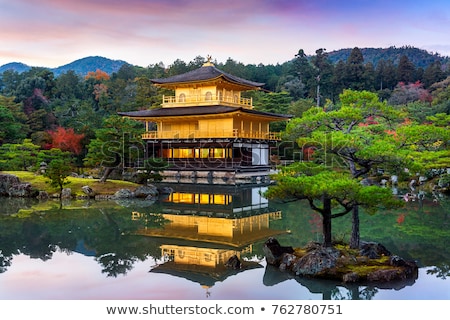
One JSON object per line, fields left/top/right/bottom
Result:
{"left": 150, "top": 65, "right": 264, "bottom": 89}
{"left": 150, "top": 260, "right": 263, "bottom": 287}
{"left": 118, "top": 105, "right": 292, "bottom": 120}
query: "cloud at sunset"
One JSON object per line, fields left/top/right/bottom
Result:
{"left": 0, "top": 0, "right": 449, "bottom": 67}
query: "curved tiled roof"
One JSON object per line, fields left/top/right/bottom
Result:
{"left": 150, "top": 65, "right": 264, "bottom": 88}
{"left": 118, "top": 106, "right": 291, "bottom": 120}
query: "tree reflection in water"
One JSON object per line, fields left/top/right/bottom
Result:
{"left": 0, "top": 184, "right": 448, "bottom": 299}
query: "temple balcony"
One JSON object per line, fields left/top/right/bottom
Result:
{"left": 162, "top": 94, "right": 253, "bottom": 108}
{"left": 141, "top": 129, "right": 281, "bottom": 141}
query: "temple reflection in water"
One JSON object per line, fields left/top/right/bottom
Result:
{"left": 132, "top": 183, "right": 287, "bottom": 289}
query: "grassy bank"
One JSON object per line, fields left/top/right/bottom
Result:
{"left": 5, "top": 171, "right": 141, "bottom": 196}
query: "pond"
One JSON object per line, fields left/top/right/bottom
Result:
{"left": 0, "top": 183, "right": 449, "bottom": 300}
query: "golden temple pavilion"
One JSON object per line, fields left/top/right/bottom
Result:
{"left": 118, "top": 57, "right": 291, "bottom": 184}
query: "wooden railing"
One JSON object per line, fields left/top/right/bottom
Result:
{"left": 141, "top": 129, "right": 281, "bottom": 140}
{"left": 162, "top": 94, "right": 252, "bottom": 108}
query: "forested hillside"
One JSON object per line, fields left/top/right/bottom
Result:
{"left": 327, "top": 46, "right": 449, "bottom": 68}
{"left": 0, "top": 62, "right": 31, "bottom": 74}
{"left": 51, "top": 56, "right": 127, "bottom": 77}
{"left": 0, "top": 56, "right": 127, "bottom": 77}
{"left": 0, "top": 46, "right": 449, "bottom": 176}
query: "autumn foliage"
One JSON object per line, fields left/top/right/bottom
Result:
{"left": 389, "top": 81, "right": 432, "bottom": 105}
{"left": 84, "top": 69, "right": 110, "bottom": 81}
{"left": 47, "top": 126, "right": 85, "bottom": 155}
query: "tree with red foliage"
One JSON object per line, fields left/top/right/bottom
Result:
{"left": 48, "top": 126, "right": 85, "bottom": 155}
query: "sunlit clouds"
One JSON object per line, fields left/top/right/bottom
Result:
{"left": 0, "top": 0, "right": 449, "bottom": 68}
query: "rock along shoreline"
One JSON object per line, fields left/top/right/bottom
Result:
{"left": 263, "top": 238, "right": 419, "bottom": 284}
{"left": 0, "top": 172, "right": 172, "bottom": 200}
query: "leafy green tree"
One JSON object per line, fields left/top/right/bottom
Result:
{"left": 255, "top": 63, "right": 285, "bottom": 92}
{"left": 285, "top": 89, "right": 408, "bottom": 248}
{"left": 426, "top": 112, "right": 450, "bottom": 127}
{"left": 13, "top": 72, "right": 58, "bottom": 136}
{"left": 44, "top": 158, "right": 72, "bottom": 197}
{"left": 53, "top": 70, "right": 83, "bottom": 100}
{"left": 167, "top": 59, "right": 189, "bottom": 76}
{"left": 287, "top": 98, "right": 315, "bottom": 118}
{"left": 311, "top": 48, "right": 334, "bottom": 104}
{"left": 397, "top": 55, "right": 416, "bottom": 83}
{"left": 265, "top": 163, "right": 403, "bottom": 247}
{"left": 36, "top": 148, "right": 72, "bottom": 170}
{"left": 112, "top": 64, "right": 137, "bottom": 82}
{"left": 0, "top": 70, "right": 22, "bottom": 97}
{"left": 221, "top": 58, "right": 248, "bottom": 79}
{"left": 188, "top": 55, "right": 207, "bottom": 70}
{"left": 134, "top": 77, "right": 159, "bottom": 109}
{"left": 254, "top": 91, "right": 292, "bottom": 131}
{"left": 15, "top": 76, "right": 47, "bottom": 107}
{"left": 143, "top": 62, "right": 166, "bottom": 79}
{"left": 363, "top": 62, "right": 376, "bottom": 91}
{"left": 255, "top": 91, "right": 291, "bottom": 114}
{"left": 395, "top": 115, "right": 450, "bottom": 174}
{"left": 0, "top": 95, "right": 29, "bottom": 144}
{"left": 429, "top": 76, "right": 450, "bottom": 110}
{"left": 375, "top": 59, "right": 398, "bottom": 91}
{"left": 280, "top": 75, "right": 306, "bottom": 100}
{"left": 0, "top": 106, "right": 26, "bottom": 144}
{"left": 109, "top": 78, "right": 128, "bottom": 106}
{"left": 82, "top": 70, "right": 112, "bottom": 114}
{"left": 332, "top": 60, "right": 347, "bottom": 98}
{"left": 423, "top": 61, "right": 446, "bottom": 88}
{"left": 84, "top": 115, "right": 144, "bottom": 182}
{"left": 53, "top": 100, "right": 102, "bottom": 142}
{"left": 0, "top": 139, "right": 40, "bottom": 170}
{"left": 291, "top": 49, "right": 317, "bottom": 99}
{"left": 344, "top": 47, "right": 366, "bottom": 90}
{"left": 25, "top": 109, "right": 57, "bottom": 134}
{"left": 33, "top": 69, "right": 56, "bottom": 98}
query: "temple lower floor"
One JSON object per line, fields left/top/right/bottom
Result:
{"left": 143, "top": 140, "right": 276, "bottom": 185}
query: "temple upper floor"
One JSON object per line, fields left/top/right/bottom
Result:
{"left": 161, "top": 87, "right": 253, "bottom": 108}
{"left": 151, "top": 60, "right": 264, "bottom": 109}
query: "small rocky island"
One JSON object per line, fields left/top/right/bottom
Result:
{"left": 263, "top": 238, "right": 418, "bottom": 283}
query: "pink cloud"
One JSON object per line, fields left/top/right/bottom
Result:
{"left": 1, "top": 0, "right": 449, "bottom": 68}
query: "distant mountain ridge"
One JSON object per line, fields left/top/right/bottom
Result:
{"left": 52, "top": 56, "right": 128, "bottom": 76}
{"left": 1, "top": 47, "right": 449, "bottom": 76}
{"left": 0, "top": 56, "right": 128, "bottom": 77}
{"left": 0, "top": 62, "right": 31, "bottom": 74}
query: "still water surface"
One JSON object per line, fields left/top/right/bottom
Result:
{"left": 0, "top": 183, "right": 448, "bottom": 300}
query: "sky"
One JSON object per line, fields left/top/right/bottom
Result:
{"left": 1, "top": 0, "right": 449, "bottom": 68}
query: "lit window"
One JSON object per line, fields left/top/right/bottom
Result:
{"left": 213, "top": 148, "right": 225, "bottom": 158}
{"left": 213, "top": 194, "right": 226, "bottom": 205}
{"left": 199, "top": 194, "right": 210, "bottom": 204}
{"left": 162, "top": 149, "right": 173, "bottom": 158}
{"left": 172, "top": 149, "right": 194, "bottom": 158}
{"left": 179, "top": 149, "right": 194, "bottom": 158}
{"left": 171, "top": 192, "right": 194, "bottom": 203}
{"left": 199, "top": 149, "right": 209, "bottom": 158}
